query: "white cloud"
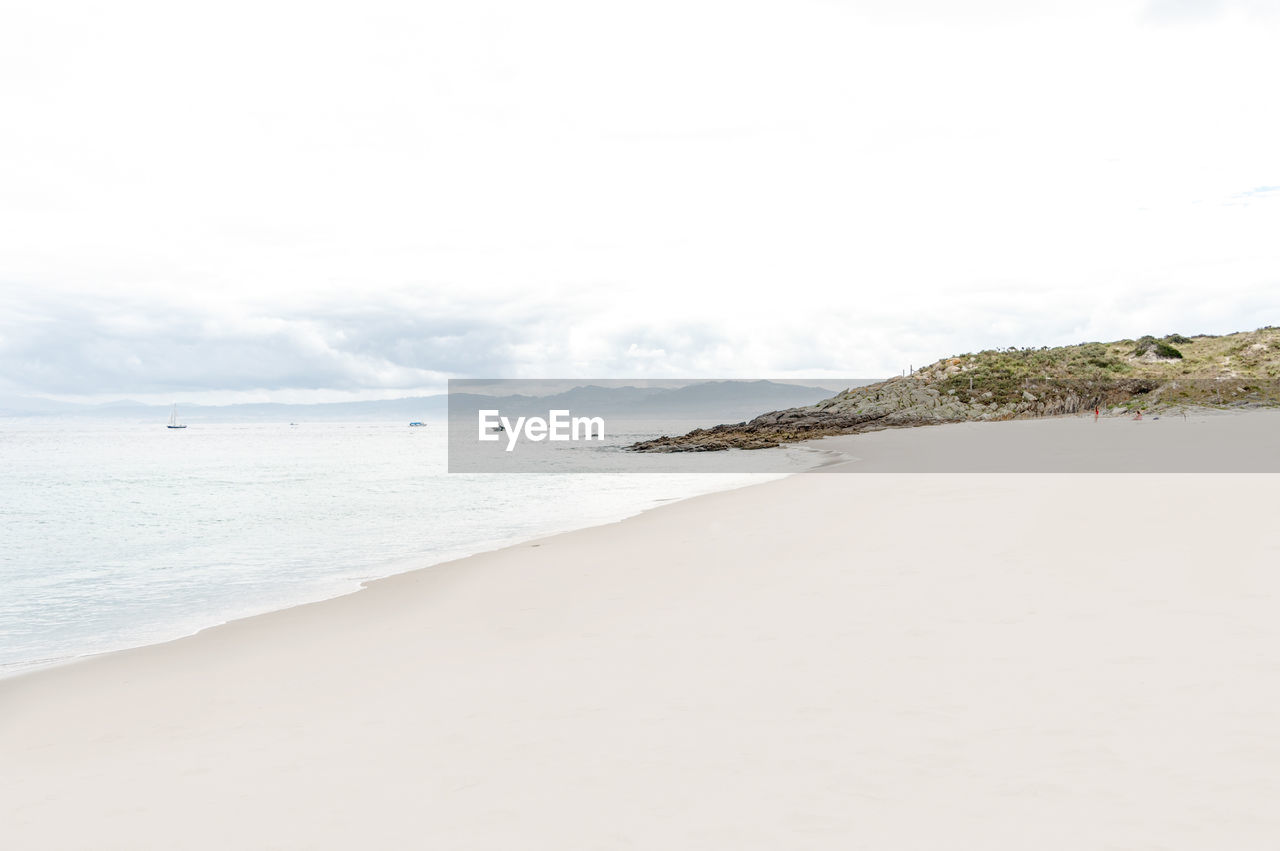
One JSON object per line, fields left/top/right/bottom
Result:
{"left": 0, "top": 0, "right": 1277, "bottom": 400}
{"left": 1144, "top": 0, "right": 1278, "bottom": 22}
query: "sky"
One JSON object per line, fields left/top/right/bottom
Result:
{"left": 1, "top": 0, "right": 1277, "bottom": 404}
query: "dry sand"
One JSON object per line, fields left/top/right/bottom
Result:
{"left": 3, "top": 411, "right": 1280, "bottom": 849}
{"left": 816, "top": 407, "right": 1280, "bottom": 472}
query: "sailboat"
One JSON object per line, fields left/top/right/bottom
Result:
{"left": 167, "top": 404, "right": 187, "bottom": 429}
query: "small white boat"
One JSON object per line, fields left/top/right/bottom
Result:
{"left": 167, "top": 404, "right": 187, "bottom": 429}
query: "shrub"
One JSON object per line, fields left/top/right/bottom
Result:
{"left": 1131, "top": 335, "right": 1157, "bottom": 356}
{"left": 1132, "top": 335, "right": 1182, "bottom": 359}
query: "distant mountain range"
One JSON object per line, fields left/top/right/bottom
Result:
{"left": 0, "top": 380, "right": 848, "bottom": 424}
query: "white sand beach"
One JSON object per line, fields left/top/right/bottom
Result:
{"left": 4, "top": 412, "right": 1280, "bottom": 849}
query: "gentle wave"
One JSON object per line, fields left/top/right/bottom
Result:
{"left": 0, "top": 421, "right": 818, "bottom": 675}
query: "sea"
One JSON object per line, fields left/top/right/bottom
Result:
{"left": 0, "top": 419, "right": 827, "bottom": 676}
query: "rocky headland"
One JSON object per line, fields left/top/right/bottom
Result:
{"left": 630, "top": 328, "right": 1280, "bottom": 452}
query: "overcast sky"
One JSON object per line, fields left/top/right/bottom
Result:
{"left": 2, "top": 0, "right": 1277, "bottom": 403}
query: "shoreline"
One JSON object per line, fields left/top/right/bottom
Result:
{"left": 5, "top": 411, "right": 1280, "bottom": 848}
{"left": 8, "top": 406, "right": 1264, "bottom": 680}
{"left": 3, "top": 406, "right": 1273, "bottom": 682}
{"left": 0, "top": 460, "right": 825, "bottom": 683}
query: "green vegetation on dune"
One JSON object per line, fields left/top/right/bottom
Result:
{"left": 915, "top": 326, "right": 1280, "bottom": 407}
{"left": 631, "top": 327, "right": 1280, "bottom": 452}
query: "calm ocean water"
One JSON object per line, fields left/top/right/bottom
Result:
{"left": 0, "top": 420, "right": 825, "bottom": 675}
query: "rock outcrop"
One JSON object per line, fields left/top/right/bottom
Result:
{"left": 629, "top": 328, "right": 1280, "bottom": 453}
{"left": 629, "top": 377, "right": 1160, "bottom": 452}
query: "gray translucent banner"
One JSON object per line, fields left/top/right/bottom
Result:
{"left": 447, "top": 379, "right": 1280, "bottom": 473}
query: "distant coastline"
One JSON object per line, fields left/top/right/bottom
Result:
{"left": 0, "top": 380, "right": 837, "bottom": 423}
